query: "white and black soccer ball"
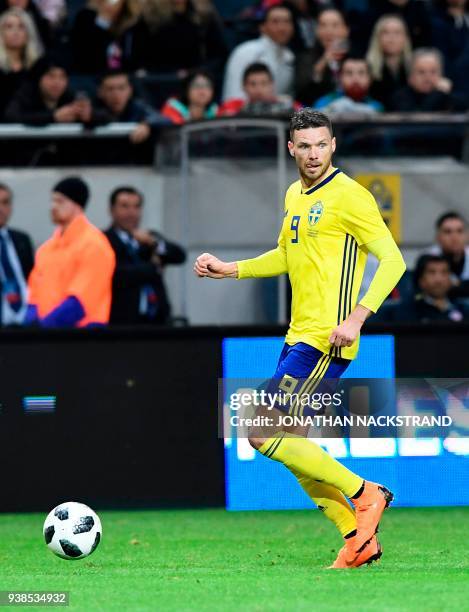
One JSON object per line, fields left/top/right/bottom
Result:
{"left": 43, "top": 502, "right": 102, "bottom": 560}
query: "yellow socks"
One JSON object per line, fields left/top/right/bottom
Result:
{"left": 259, "top": 433, "right": 363, "bottom": 498}
{"left": 291, "top": 468, "right": 356, "bottom": 537}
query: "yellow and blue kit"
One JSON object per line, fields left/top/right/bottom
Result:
{"left": 237, "top": 168, "right": 406, "bottom": 400}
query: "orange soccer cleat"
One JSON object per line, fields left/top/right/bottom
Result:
{"left": 328, "top": 535, "right": 382, "bottom": 569}
{"left": 351, "top": 481, "right": 394, "bottom": 554}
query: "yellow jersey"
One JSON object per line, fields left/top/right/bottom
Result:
{"left": 237, "top": 168, "right": 405, "bottom": 360}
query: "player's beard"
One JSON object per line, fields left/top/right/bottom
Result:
{"left": 299, "top": 152, "right": 333, "bottom": 187}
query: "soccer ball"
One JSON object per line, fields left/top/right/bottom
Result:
{"left": 43, "top": 501, "right": 102, "bottom": 560}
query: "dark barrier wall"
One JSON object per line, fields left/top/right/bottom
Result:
{"left": 0, "top": 324, "right": 468, "bottom": 512}
{"left": 0, "top": 328, "right": 223, "bottom": 512}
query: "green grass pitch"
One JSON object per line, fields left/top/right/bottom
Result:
{"left": 1, "top": 507, "right": 468, "bottom": 611}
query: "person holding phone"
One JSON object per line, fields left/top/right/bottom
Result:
{"left": 296, "top": 7, "right": 350, "bottom": 106}
{"left": 5, "top": 55, "right": 97, "bottom": 125}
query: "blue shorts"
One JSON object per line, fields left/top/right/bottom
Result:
{"left": 266, "top": 342, "right": 350, "bottom": 418}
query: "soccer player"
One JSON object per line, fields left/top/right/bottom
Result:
{"left": 194, "top": 109, "right": 406, "bottom": 568}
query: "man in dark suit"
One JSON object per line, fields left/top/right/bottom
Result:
{"left": 104, "top": 186, "right": 186, "bottom": 325}
{"left": 0, "top": 183, "right": 34, "bottom": 327}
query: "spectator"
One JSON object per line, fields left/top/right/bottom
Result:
{"left": 134, "top": 0, "right": 227, "bottom": 76}
{"left": 286, "top": 0, "right": 318, "bottom": 52}
{"left": 161, "top": 70, "right": 218, "bottom": 124}
{"left": 391, "top": 48, "right": 468, "bottom": 111}
{"left": 237, "top": 0, "right": 318, "bottom": 52}
{"left": 431, "top": 0, "right": 469, "bottom": 67}
{"left": 389, "top": 255, "right": 468, "bottom": 322}
{"left": 219, "top": 62, "right": 301, "bottom": 116}
{"left": 0, "top": 182, "right": 34, "bottom": 326}
{"left": 0, "top": 0, "right": 51, "bottom": 47}
{"left": 94, "top": 70, "right": 169, "bottom": 144}
{"left": 222, "top": 4, "right": 295, "bottom": 101}
{"left": 314, "top": 56, "right": 383, "bottom": 114}
{"left": 70, "top": 0, "right": 141, "bottom": 73}
{"left": 295, "top": 7, "right": 350, "bottom": 106}
{"left": 369, "top": 0, "right": 431, "bottom": 49}
{"left": 366, "top": 15, "right": 412, "bottom": 110}
{"left": 104, "top": 185, "right": 186, "bottom": 325}
{"left": 0, "top": 8, "right": 43, "bottom": 116}
{"left": 427, "top": 212, "right": 469, "bottom": 298}
{"left": 26, "top": 177, "right": 116, "bottom": 328}
{"left": 33, "top": 0, "right": 66, "bottom": 28}
{"left": 5, "top": 55, "right": 95, "bottom": 125}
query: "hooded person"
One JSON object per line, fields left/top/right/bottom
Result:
{"left": 26, "top": 177, "right": 116, "bottom": 328}
{"left": 5, "top": 55, "right": 94, "bottom": 125}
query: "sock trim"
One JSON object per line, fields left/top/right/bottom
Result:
{"left": 350, "top": 481, "right": 365, "bottom": 499}
{"left": 263, "top": 432, "right": 286, "bottom": 458}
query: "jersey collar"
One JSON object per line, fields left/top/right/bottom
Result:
{"left": 302, "top": 168, "right": 341, "bottom": 195}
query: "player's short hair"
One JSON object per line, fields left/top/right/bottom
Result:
{"left": 243, "top": 62, "right": 273, "bottom": 83}
{"left": 414, "top": 254, "right": 449, "bottom": 287}
{"left": 0, "top": 182, "right": 12, "bottom": 200}
{"left": 110, "top": 186, "right": 143, "bottom": 207}
{"left": 435, "top": 211, "right": 467, "bottom": 230}
{"left": 289, "top": 109, "right": 333, "bottom": 140}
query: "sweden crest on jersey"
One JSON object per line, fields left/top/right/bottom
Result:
{"left": 308, "top": 201, "right": 323, "bottom": 226}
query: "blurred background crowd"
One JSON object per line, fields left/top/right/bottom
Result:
{"left": 0, "top": 0, "right": 468, "bottom": 128}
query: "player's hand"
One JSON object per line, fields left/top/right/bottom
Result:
{"left": 329, "top": 306, "right": 370, "bottom": 348}
{"left": 329, "top": 319, "right": 361, "bottom": 348}
{"left": 194, "top": 253, "right": 237, "bottom": 279}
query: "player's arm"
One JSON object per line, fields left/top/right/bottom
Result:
{"left": 330, "top": 191, "right": 406, "bottom": 347}
{"left": 359, "top": 235, "right": 406, "bottom": 313}
{"left": 194, "top": 223, "right": 288, "bottom": 280}
{"left": 194, "top": 246, "right": 287, "bottom": 279}
{"left": 329, "top": 235, "right": 406, "bottom": 346}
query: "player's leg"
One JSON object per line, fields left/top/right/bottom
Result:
{"left": 293, "top": 470, "right": 356, "bottom": 537}
{"left": 250, "top": 346, "right": 363, "bottom": 498}
{"left": 255, "top": 428, "right": 392, "bottom": 558}
{"left": 249, "top": 344, "right": 393, "bottom": 556}
{"left": 290, "top": 470, "right": 384, "bottom": 568}
{"left": 248, "top": 345, "right": 359, "bottom": 544}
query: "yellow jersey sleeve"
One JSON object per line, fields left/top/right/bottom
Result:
{"left": 237, "top": 224, "right": 287, "bottom": 279}
{"left": 359, "top": 235, "right": 406, "bottom": 313}
{"left": 237, "top": 185, "right": 294, "bottom": 279}
{"left": 341, "top": 183, "right": 406, "bottom": 313}
{"left": 341, "top": 187, "right": 390, "bottom": 246}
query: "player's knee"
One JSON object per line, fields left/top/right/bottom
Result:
{"left": 248, "top": 435, "right": 265, "bottom": 450}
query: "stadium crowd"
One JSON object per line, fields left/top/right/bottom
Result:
{"left": 0, "top": 0, "right": 467, "bottom": 128}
